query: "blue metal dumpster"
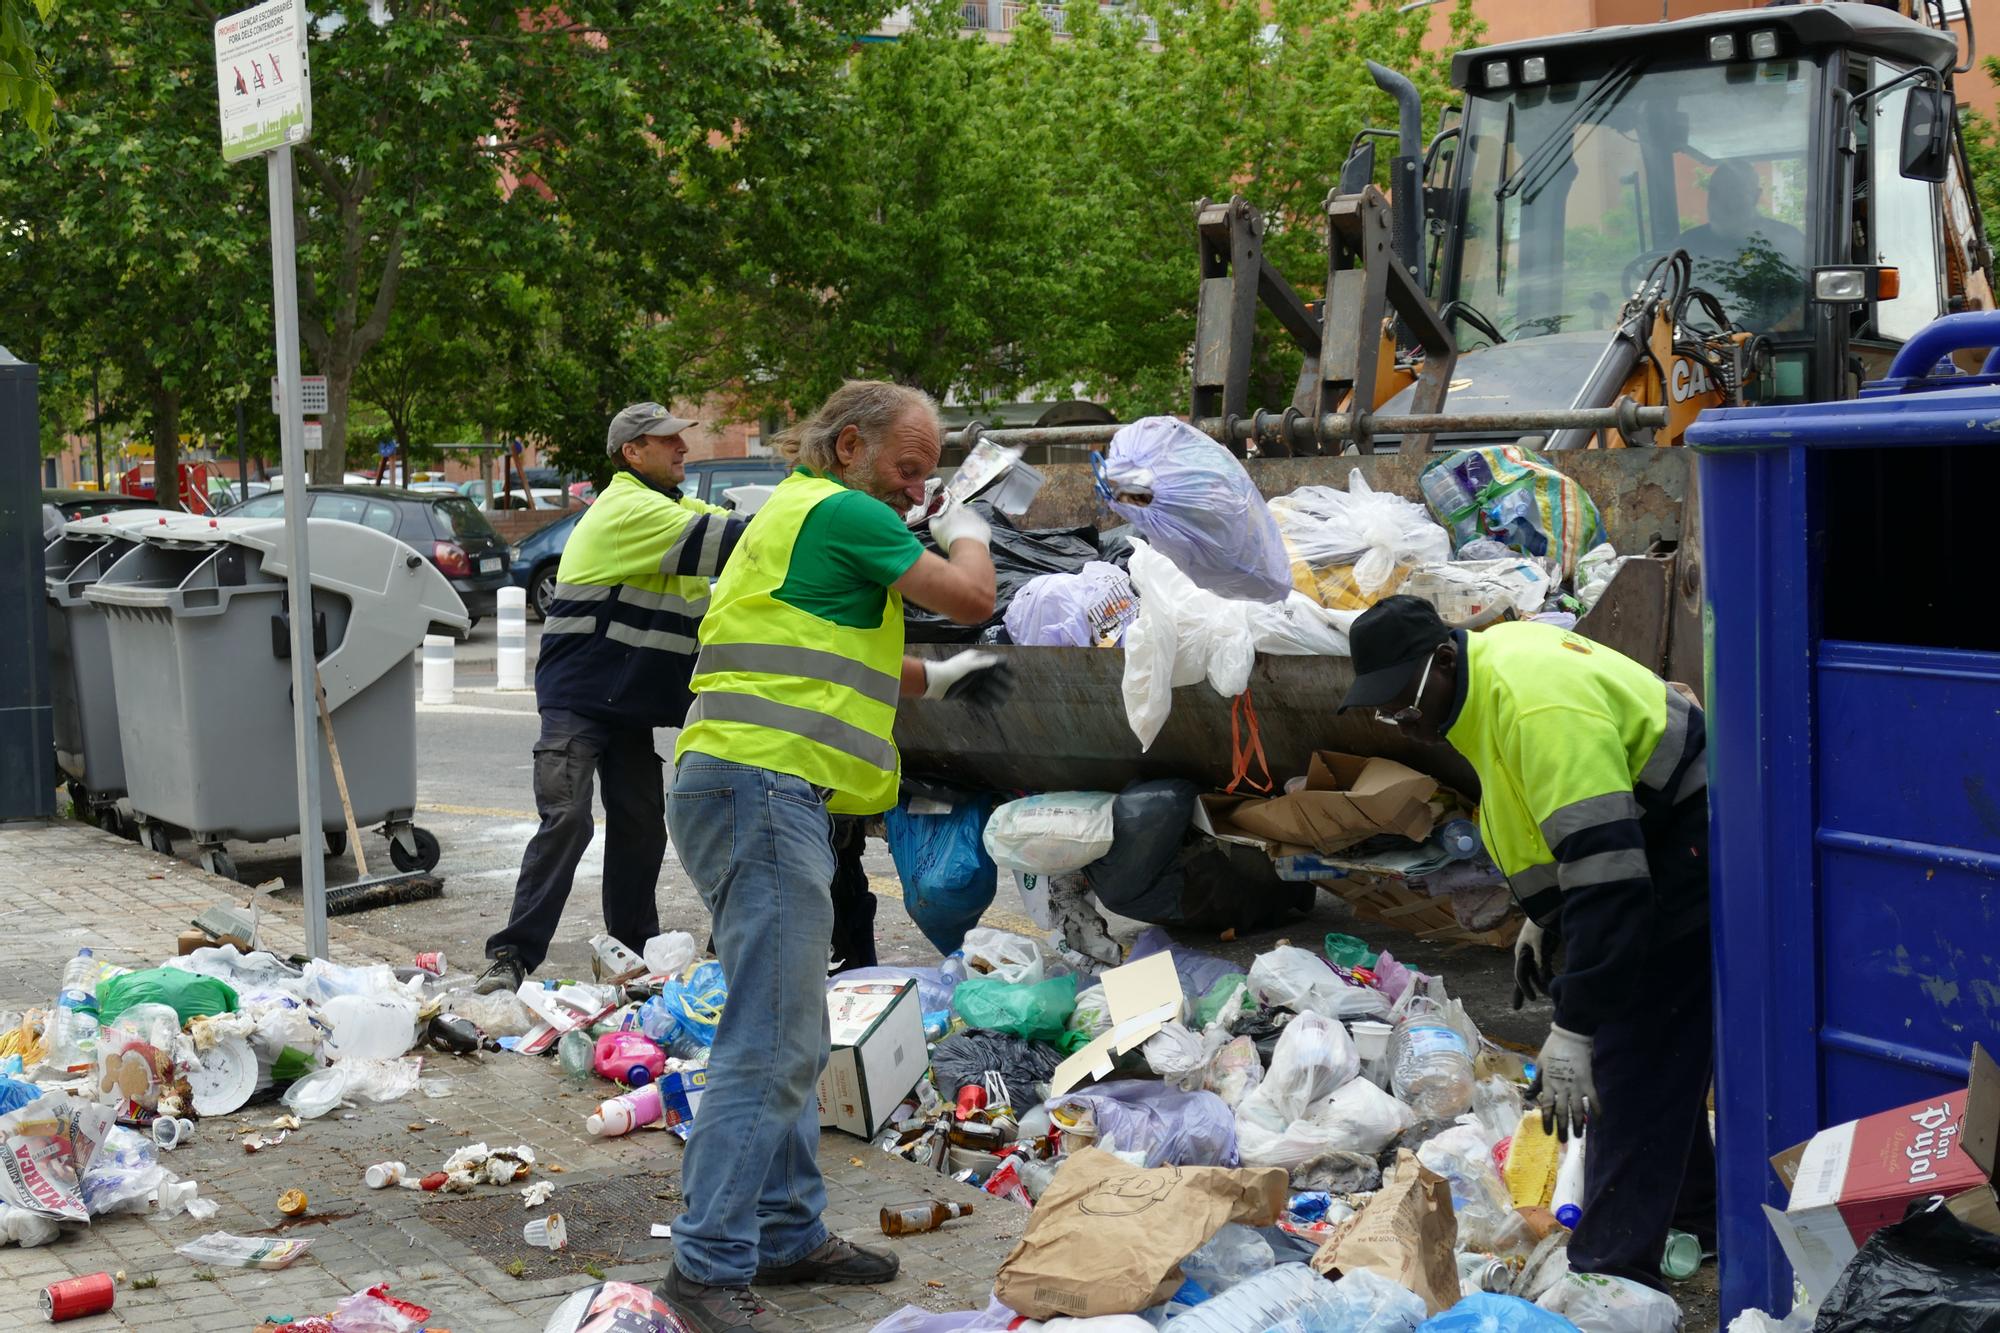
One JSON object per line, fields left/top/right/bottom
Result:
{"left": 1689, "top": 310, "right": 2000, "bottom": 1320}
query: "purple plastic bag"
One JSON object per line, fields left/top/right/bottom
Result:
{"left": 1050, "top": 1080, "right": 1239, "bottom": 1168}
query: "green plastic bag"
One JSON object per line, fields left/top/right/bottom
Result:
{"left": 97, "top": 968, "right": 239, "bottom": 1026}
{"left": 950, "top": 975, "right": 1076, "bottom": 1044}
{"left": 1194, "top": 972, "right": 1252, "bottom": 1030}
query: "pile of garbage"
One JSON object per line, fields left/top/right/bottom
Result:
{"left": 839, "top": 921, "right": 1686, "bottom": 1332}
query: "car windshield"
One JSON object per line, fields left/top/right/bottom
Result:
{"left": 1450, "top": 55, "right": 1815, "bottom": 344}
{"left": 432, "top": 496, "right": 498, "bottom": 540}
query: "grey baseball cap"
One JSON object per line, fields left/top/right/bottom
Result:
{"left": 606, "top": 401, "right": 697, "bottom": 456}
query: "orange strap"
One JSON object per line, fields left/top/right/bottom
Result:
{"left": 1227, "top": 688, "right": 1273, "bottom": 795}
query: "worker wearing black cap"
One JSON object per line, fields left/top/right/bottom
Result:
{"left": 1339, "top": 595, "right": 1714, "bottom": 1291}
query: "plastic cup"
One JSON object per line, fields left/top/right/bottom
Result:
{"left": 1349, "top": 1020, "right": 1392, "bottom": 1060}
{"left": 152, "top": 1116, "right": 194, "bottom": 1150}
{"left": 523, "top": 1213, "right": 568, "bottom": 1251}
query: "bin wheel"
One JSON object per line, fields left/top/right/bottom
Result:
{"left": 200, "top": 847, "right": 240, "bottom": 882}
{"left": 325, "top": 829, "right": 347, "bottom": 858}
{"left": 391, "top": 826, "right": 441, "bottom": 874}
{"left": 141, "top": 824, "right": 173, "bottom": 855}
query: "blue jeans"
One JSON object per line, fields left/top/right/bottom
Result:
{"left": 667, "top": 752, "right": 836, "bottom": 1287}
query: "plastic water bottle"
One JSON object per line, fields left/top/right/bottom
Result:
{"left": 1390, "top": 997, "right": 1476, "bottom": 1119}
{"left": 1551, "top": 1130, "right": 1587, "bottom": 1229}
{"left": 1166, "top": 1263, "right": 1347, "bottom": 1332}
{"left": 43, "top": 948, "right": 100, "bottom": 1074}
{"left": 557, "top": 1029, "right": 595, "bottom": 1083}
{"left": 1435, "top": 819, "right": 1482, "bottom": 861}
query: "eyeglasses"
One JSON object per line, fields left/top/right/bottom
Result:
{"left": 1375, "top": 650, "right": 1436, "bottom": 727}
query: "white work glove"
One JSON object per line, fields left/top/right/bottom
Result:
{"left": 1512, "top": 919, "right": 1557, "bottom": 1010}
{"left": 927, "top": 492, "right": 991, "bottom": 552}
{"left": 1529, "top": 1024, "right": 1597, "bottom": 1142}
{"left": 922, "top": 650, "right": 1013, "bottom": 707}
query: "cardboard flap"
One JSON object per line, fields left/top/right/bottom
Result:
{"left": 1966, "top": 1042, "right": 1997, "bottom": 1178}
{"left": 1205, "top": 752, "right": 1439, "bottom": 856}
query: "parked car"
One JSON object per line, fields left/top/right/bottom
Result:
{"left": 685, "top": 459, "right": 790, "bottom": 507}
{"left": 42, "top": 488, "right": 154, "bottom": 526}
{"left": 222, "top": 484, "right": 510, "bottom": 632}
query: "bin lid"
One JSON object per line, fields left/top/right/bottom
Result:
{"left": 1686, "top": 380, "right": 2000, "bottom": 453}
{"left": 224, "top": 518, "right": 469, "bottom": 710}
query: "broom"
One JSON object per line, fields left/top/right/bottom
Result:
{"left": 315, "top": 669, "right": 443, "bottom": 915}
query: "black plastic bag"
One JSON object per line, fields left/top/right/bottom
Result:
{"left": 1816, "top": 1198, "right": 2000, "bottom": 1333}
{"left": 1081, "top": 780, "right": 1199, "bottom": 922}
{"left": 904, "top": 503, "right": 1101, "bottom": 644}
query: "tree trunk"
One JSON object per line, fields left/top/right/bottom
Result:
{"left": 308, "top": 358, "right": 354, "bottom": 483}
{"left": 151, "top": 386, "right": 181, "bottom": 512}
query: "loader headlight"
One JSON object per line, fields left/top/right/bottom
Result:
{"left": 1812, "top": 266, "right": 1900, "bottom": 303}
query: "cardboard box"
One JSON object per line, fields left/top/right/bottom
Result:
{"left": 1195, "top": 752, "right": 1437, "bottom": 856}
{"left": 1765, "top": 1043, "right": 1998, "bottom": 1301}
{"left": 657, "top": 1067, "right": 707, "bottom": 1140}
{"left": 816, "top": 980, "right": 926, "bottom": 1138}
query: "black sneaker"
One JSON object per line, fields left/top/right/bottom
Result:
{"left": 654, "top": 1264, "right": 804, "bottom": 1331}
{"left": 754, "top": 1234, "right": 900, "bottom": 1286}
{"left": 474, "top": 951, "right": 525, "bottom": 995}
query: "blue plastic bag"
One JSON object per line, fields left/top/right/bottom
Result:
{"left": 885, "top": 794, "right": 998, "bottom": 954}
{"left": 1102, "top": 416, "right": 1291, "bottom": 603}
{"left": 639, "top": 961, "right": 728, "bottom": 1048}
{"left": 1419, "top": 1293, "right": 1576, "bottom": 1331}
{"left": 0, "top": 1077, "right": 38, "bottom": 1116}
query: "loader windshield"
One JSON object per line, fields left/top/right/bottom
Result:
{"left": 1449, "top": 56, "right": 1816, "bottom": 346}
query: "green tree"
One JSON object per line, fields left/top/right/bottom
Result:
{"left": 0, "top": 0, "right": 57, "bottom": 141}
{"left": 664, "top": 0, "right": 1475, "bottom": 425}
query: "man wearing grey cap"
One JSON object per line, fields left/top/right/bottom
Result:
{"left": 477, "top": 403, "right": 750, "bottom": 994}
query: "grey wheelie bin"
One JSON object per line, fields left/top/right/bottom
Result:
{"left": 83, "top": 516, "right": 468, "bottom": 881}
{"left": 44, "top": 509, "right": 221, "bottom": 833}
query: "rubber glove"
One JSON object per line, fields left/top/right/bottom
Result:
{"left": 1529, "top": 1024, "right": 1596, "bottom": 1142}
{"left": 1512, "top": 919, "right": 1557, "bottom": 1009}
{"left": 922, "top": 650, "right": 1013, "bottom": 707}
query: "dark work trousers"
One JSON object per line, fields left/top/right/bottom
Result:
{"left": 827, "top": 816, "right": 877, "bottom": 972}
{"left": 1567, "top": 796, "right": 1716, "bottom": 1291}
{"left": 484, "top": 707, "right": 666, "bottom": 974}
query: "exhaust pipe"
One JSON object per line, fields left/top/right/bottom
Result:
{"left": 1367, "top": 59, "right": 1426, "bottom": 294}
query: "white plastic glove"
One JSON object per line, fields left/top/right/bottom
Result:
{"left": 1531, "top": 1024, "right": 1597, "bottom": 1142}
{"left": 922, "top": 650, "right": 1013, "bottom": 707}
{"left": 928, "top": 493, "right": 991, "bottom": 551}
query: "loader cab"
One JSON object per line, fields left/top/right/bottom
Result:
{"left": 1431, "top": 2, "right": 1968, "bottom": 406}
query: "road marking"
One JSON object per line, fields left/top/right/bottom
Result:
{"left": 415, "top": 702, "right": 539, "bottom": 718}
{"left": 418, "top": 802, "right": 543, "bottom": 819}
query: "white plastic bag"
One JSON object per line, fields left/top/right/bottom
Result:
{"left": 642, "top": 931, "right": 698, "bottom": 977}
{"left": 1535, "top": 1271, "right": 1684, "bottom": 1332}
{"left": 1400, "top": 557, "right": 1553, "bottom": 623}
{"left": 959, "top": 927, "right": 1047, "bottom": 985}
{"left": 1140, "top": 1022, "right": 1208, "bottom": 1086}
{"left": 302, "top": 958, "right": 418, "bottom": 1004}
{"left": 1121, "top": 541, "right": 1356, "bottom": 750}
{"left": 1235, "top": 1011, "right": 1357, "bottom": 1131}
{"left": 442, "top": 987, "right": 534, "bottom": 1038}
{"left": 1269, "top": 473, "right": 1452, "bottom": 597}
{"left": 1069, "top": 983, "right": 1112, "bottom": 1039}
{"left": 984, "top": 793, "right": 1117, "bottom": 876}
{"left": 0, "top": 1204, "right": 59, "bottom": 1248}
{"left": 1103, "top": 416, "right": 1291, "bottom": 603}
{"left": 1247, "top": 946, "right": 1389, "bottom": 1022}
{"left": 321, "top": 993, "right": 422, "bottom": 1060}
{"left": 1306, "top": 1076, "right": 1415, "bottom": 1155}
{"left": 1204, "top": 1034, "right": 1264, "bottom": 1109}
{"left": 1575, "top": 542, "right": 1628, "bottom": 613}
{"left": 1005, "top": 561, "right": 1138, "bottom": 647}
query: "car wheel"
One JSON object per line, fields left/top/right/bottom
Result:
{"left": 532, "top": 566, "right": 558, "bottom": 620}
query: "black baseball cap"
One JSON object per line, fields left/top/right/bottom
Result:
{"left": 1338, "top": 595, "right": 1452, "bottom": 713}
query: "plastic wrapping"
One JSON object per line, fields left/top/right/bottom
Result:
{"left": 1423, "top": 1293, "right": 1579, "bottom": 1331}
{"left": 641, "top": 932, "right": 699, "bottom": 978}
{"left": 1179, "top": 1223, "right": 1276, "bottom": 1296}
{"left": 1236, "top": 1012, "right": 1359, "bottom": 1132}
{"left": 951, "top": 975, "right": 1077, "bottom": 1044}
{"left": 984, "top": 793, "right": 1118, "bottom": 877}
{"left": 1121, "top": 540, "right": 1355, "bottom": 751}
{"left": 1248, "top": 947, "right": 1388, "bottom": 1021}
{"left": 1533, "top": 1272, "right": 1682, "bottom": 1332}
{"left": 1271, "top": 472, "right": 1453, "bottom": 610}
{"left": 1416, "top": 1124, "right": 1532, "bottom": 1255}
{"left": 1419, "top": 445, "right": 1608, "bottom": 579}
{"left": 1398, "top": 559, "right": 1553, "bottom": 624}
{"left": 1815, "top": 1200, "right": 2000, "bottom": 1333}
{"left": 885, "top": 793, "right": 999, "bottom": 954}
{"left": 80, "top": 1125, "right": 171, "bottom": 1217}
{"left": 442, "top": 988, "right": 535, "bottom": 1038}
{"left": 1050, "top": 1081, "right": 1239, "bottom": 1168}
{"left": 1103, "top": 416, "right": 1291, "bottom": 603}
{"left": 1004, "top": 561, "right": 1138, "bottom": 647}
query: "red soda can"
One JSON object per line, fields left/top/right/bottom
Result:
{"left": 42, "top": 1273, "right": 115, "bottom": 1322}
{"left": 955, "top": 1084, "right": 987, "bottom": 1120}
{"left": 413, "top": 951, "right": 447, "bottom": 976}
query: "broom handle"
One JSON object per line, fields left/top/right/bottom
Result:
{"left": 314, "top": 669, "right": 369, "bottom": 878}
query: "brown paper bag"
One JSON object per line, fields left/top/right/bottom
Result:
{"left": 1311, "top": 1149, "right": 1460, "bottom": 1314}
{"left": 993, "top": 1147, "right": 1289, "bottom": 1319}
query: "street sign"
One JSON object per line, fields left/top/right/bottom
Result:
{"left": 304, "top": 421, "right": 322, "bottom": 451}
{"left": 270, "top": 374, "right": 327, "bottom": 415}
{"left": 213, "top": 0, "right": 311, "bottom": 163}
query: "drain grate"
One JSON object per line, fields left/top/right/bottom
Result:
{"left": 422, "top": 1170, "right": 683, "bottom": 1273}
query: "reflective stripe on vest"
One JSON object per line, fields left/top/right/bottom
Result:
{"left": 675, "top": 473, "right": 904, "bottom": 815}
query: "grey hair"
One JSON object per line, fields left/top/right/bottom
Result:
{"left": 773, "top": 381, "right": 939, "bottom": 475}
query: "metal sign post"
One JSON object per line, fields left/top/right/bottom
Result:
{"left": 217, "top": 0, "right": 328, "bottom": 957}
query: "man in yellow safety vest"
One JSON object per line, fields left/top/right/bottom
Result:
{"left": 654, "top": 381, "right": 1009, "bottom": 1332}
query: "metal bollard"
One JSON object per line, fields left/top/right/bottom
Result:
{"left": 421, "top": 634, "right": 455, "bottom": 704}
{"left": 496, "top": 586, "right": 528, "bottom": 690}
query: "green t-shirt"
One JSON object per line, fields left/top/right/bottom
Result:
{"left": 775, "top": 466, "right": 926, "bottom": 628}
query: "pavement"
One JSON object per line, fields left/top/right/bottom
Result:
{"left": 0, "top": 819, "right": 1022, "bottom": 1332}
